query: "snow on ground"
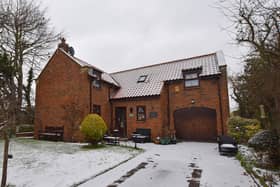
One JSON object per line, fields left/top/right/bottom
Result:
{"left": 239, "top": 145, "right": 280, "bottom": 187}
{"left": 0, "top": 138, "right": 140, "bottom": 187}
{"left": 81, "top": 142, "right": 256, "bottom": 187}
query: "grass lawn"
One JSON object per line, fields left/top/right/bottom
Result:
{"left": 0, "top": 138, "right": 141, "bottom": 187}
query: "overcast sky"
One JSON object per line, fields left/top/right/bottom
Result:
{"left": 41, "top": 0, "right": 247, "bottom": 109}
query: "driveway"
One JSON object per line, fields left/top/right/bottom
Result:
{"left": 80, "top": 142, "right": 256, "bottom": 187}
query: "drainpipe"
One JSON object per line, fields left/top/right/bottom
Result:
{"left": 167, "top": 82, "right": 171, "bottom": 131}
{"left": 217, "top": 76, "right": 224, "bottom": 135}
{"left": 109, "top": 86, "right": 113, "bottom": 133}
{"left": 89, "top": 78, "right": 92, "bottom": 113}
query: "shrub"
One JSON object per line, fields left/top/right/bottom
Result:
{"left": 80, "top": 114, "right": 108, "bottom": 145}
{"left": 227, "top": 116, "right": 261, "bottom": 143}
{"left": 18, "top": 125, "right": 34, "bottom": 132}
{"left": 248, "top": 130, "right": 278, "bottom": 151}
{"left": 248, "top": 130, "right": 279, "bottom": 164}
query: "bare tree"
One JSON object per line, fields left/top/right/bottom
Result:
{"left": 0, "top": 52, "right": 17, "bottom": 187}
{"left": 219, "top": 0, "right": 280, "bottom": 132}
{"left": 0, "top": 0, "right": 61, "bottom": 123}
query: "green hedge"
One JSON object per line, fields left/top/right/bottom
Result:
{"left": 227, "top": 116, "right": 261, "bottom": 143}
{"left": 18, "top": 125, "right": 34, "bottom": 132}
{"left": 80, "top": 114, "right": 107, "bottom": 145}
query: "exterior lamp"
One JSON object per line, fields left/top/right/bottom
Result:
{"left": 259, "top": 105, "right": 266, "bottom": 119}
{"left": 3, "top": 101, "right": 9, "bottom": 111}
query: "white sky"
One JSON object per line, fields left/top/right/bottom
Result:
{"left": 40, "top": 0, "right": 247, "bottom": 110}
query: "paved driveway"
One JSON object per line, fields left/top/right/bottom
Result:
{"left": 81, "top": 142, "right": 256, "bottom": 187}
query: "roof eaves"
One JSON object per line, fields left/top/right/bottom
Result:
{"left": 110, "top": 93, "right": 161, "bottom": 100}
{"left": 36, "top": 49, "right": 59, "bottom": 80}
{"left": 59, "top": 48, "right": 105, "bottom": 72}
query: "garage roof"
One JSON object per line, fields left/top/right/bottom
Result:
{"left": 110, "top": 51, "right": 225, "bottom": 99}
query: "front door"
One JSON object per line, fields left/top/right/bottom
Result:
{"left": 115, "top": 107, "right": 127, "bottom": 137}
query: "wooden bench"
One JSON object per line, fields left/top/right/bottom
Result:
{"left": 132, "top": 128, "right": 151, "bottom": 143}
{"left": 39, "top": 126, "right": 64, "bottom": 141}
{"left": 103, "top": 135, "right": 120, "bottom": 145}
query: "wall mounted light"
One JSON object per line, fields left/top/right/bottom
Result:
{"left": 191, "top": 99, "right": 195, "bottom": 104}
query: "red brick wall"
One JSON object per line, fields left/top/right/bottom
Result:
{"left": 91, "top": 82, "right": 112, "bottom": 131}
{"left": 165, "top": 69, "right": 229, "bottom": 137}
{"left": 218, "top": 65, "right": 230, "bottom": 134}
{"left": 35, "top": 49, "right": 115, "bottom": 142}
{"left": 111, "top": 97, "right": 164, "bottom": 140}
{"left": 34, "top": 49, "right": 90, "bottom": 141}
{"left": 35, "top": 49, "right": 230, "bottom": 142}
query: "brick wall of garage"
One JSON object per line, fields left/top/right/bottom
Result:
{"left": 34, "top": 49, "right": 91, "bottom": 142}
{"left": 218, "top": 66, "right": 230, "bottom": 134}
{"left": 111, "top": 96, "right": 165, "bottom": 140}
{"left": 165, "top": 69, "right": 229, "bottom": 137}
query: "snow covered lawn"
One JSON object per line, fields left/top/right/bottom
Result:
{"left": 0, "top": 138, "right": 140, "bottom": 187}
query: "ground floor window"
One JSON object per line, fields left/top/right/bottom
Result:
{"left": 92, "top": 105, "right": 101, "bottom": 115}
{"left": 137, "top": 106, "right": 146, "bottom": 121}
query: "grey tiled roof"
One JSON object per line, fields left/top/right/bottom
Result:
{"left": 60, "top": 48, "right": 226, "bottom": 99}
{"left": 110, "top": 52, "right": 225, "bottom": 99}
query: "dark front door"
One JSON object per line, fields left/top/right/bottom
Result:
{"left": 115, "top": 107, "right": 127, "bottom": 137}
{"left": 174, "top": 107, "right": 217, "bottom": 141}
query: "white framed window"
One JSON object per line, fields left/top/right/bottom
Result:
{"left": 137, "top": 106, "right": 146, "bottom": 121}
{"left": 184, "top": 72, "right": 199, "bottom": 87}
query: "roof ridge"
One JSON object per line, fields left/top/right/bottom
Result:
{"left": 59, "top": 48, "right": 106, "bottom": 72}
{"left": 110, "top": 52, "right": 217, "bottom": 75}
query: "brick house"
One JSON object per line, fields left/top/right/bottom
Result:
{"left": 34, "top": 39, "right": 229, "bottom": 142}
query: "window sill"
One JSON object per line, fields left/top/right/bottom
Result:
{"left": 136, "top": 120, "right": 146, "bottom": 123}
{"left": 184, "top": 86, "right": 200, "bottom": 90}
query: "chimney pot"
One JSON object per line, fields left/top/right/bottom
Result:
{"left": 58, "top": 37, "right": 69, "bottom": 53}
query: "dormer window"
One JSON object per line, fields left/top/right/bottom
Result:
{"left": 137, "top": 75, "right": 147, "bottom": 83}
{"left": 184, "top": 71, "right": 199, "bottom": 88}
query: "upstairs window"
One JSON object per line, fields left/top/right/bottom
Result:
{"left": 92, "top": 78, "right": 101, "bottom": 88}
{"left": 137, "top": 106, "right": 146, "bottom": 121}
{"left": 137, "top": 75, "right": 148, "bottom": 83}
{"left": 91, "top": 70, "right": 101, "bottom": 88}
{"left": 184, "top": 72, "right": 199, "bottom": 87}
{"left": 92, "top": 105, "right": 101, "bottom": 115}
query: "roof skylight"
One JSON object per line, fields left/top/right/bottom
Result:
{"left": 137, "top": 75, "right": 148, "bottom": 83}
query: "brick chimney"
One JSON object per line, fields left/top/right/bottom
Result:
{"left": 58, "top": 38, "right": 69, "bottom": 53}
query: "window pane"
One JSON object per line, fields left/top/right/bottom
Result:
{"left": 137, "top": 106, "right": 146, "bottom": 121}
{"left": 138, "top": 114, "right": 145, "bottom": 120}
{"left": 137, "top": 75, "right": 147, "bottom": 83}
{"left": 185, "top": 79, "right": 199, "bottom": 87}
{"left": 185, "top": 73, "right": 198, "bottom": 79}
{"left": 92, "top": 79, "right": 101, "bottom": 88}
{"left": 138, "top": 107, "right": 144, "bottom": 113}
{"left": 92, "top": 105, "right": 101, "bottom": 115}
